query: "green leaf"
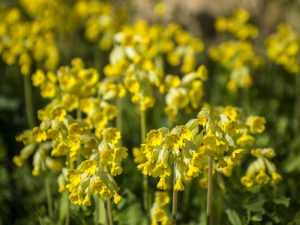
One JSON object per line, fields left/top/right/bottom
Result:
{"left": 226, "top": 209, "right": 242, "bottom": 225}
{"left": 243, "top": 196, "right": 266, "bottom": 212}
{"left": 273, "top": 196, "right": 290, "bottom": 207}
{"left": 251, "top": 213, "right": 263, "bottom": 222}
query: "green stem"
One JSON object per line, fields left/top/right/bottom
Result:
{"left": 104, "top": 200, "right": 110, "bottom": 225}
{"left": 243, "top": 88, "right": 251, "bottom": 114}
{"left": 77, "top": 108, "right": 82, "bottom": 120}
{"left": 65, "top": 156, "right": 70, "bottom": 225}
{"left": 294, "top": 74, "right": 300, "bottom": 134}
{"left": 141, "top": 110, "right": 146, "bottom": 143}
{"left": 107, "top": 199, "right": 113, "bottom": 225}
{"left": 24, "top": 74, "right": 35, "bottom": 128}
{"left": 45, "top": 175, "right": 54, "bottom": 219}
{"left": 172, "top": 164, "right": 178, "bottom": 225}
{"left": 95, "top": 198, "right": 100, "bottom": 225}
{"left": 65, "top": 197, "right": 70, "bottom": 225}
{"left": 206, "top": 157, "right": 213, "bottom": 225}
{"left": 141, "top": 110, "right": 150, "bottom": 218}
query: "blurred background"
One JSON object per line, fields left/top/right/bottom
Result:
{"left": 1, "top": 0, "right": 300, "bottom": 224}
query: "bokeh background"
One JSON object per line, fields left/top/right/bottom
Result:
{"left": 1, "top": 0, "right": 300, "bottom": 224}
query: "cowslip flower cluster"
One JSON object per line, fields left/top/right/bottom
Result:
{"left": 14, "top": 59, "right": 120, "bottom": 192}
{"left": 66, "top": 127, "right": 127, "bottom": 206}
{"left": 0, "top": 7, "right": 59, "bottom": 75}
{"left": 13, "top": 128, "right": 62, "bottom": 176}
{"left": 19, "top": 0, "right": 77, "bottom": 33}
{"left": 266, "top": 23, "right": 300, "bottom": 74}
{"left": 241, "top": 148, "right": 282, "bottom": 187}
{"left": 195, "top": 105, "right": 281, "bottom": 189}
{"left": 196, "top": 106, "right": 266, "bottom": 167}
{"left": 210, "top": 9, "right": 262, "bottom": 92}
{"left": 103, "top": 20, "right": 204, "bottom": 111}
{"left": 215, "top": 8, "right": 258, "bottom": 40}
{"left": 161, "top": 65, "right": 208, "bottom": 122}
{"left": 136, "top": 123, "right": 204, "bottom": 191}
{"left": 74, "top": 0, "right": 127, "bottom": 51}
{"left": 151, "top": 192, "right": 172, "bottom": 225}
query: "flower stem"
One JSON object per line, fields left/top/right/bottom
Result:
{"left": 45, "top": 175, "right": 54, "bottom": 219}
{"left": 294, "top": 74, "right": 300, "bottom": 134}
{"left": 107, "top": 199, "right": 113, "bottom": 225}
{"left": 172, "top": 164, "right": 178, "bottom": 225}
{"left": 104, "top": 200, "right": 111, "bottom": 225}
{"left": 24, "top": 74, "right": 35, "bottom": 128}
{"left": 65, "top": 196, "right": 70, "bottom": 225}
{"left": 206, "top": 157, "right": 213, "bottom": 225}
{"left": 141, "top": 110, "right": 150, "bottom": 218}
{"left": 95, "top": 198, "right": 100, "bottom": 225}
{"left": 65, "top": 156, "right": 70, "bottom": 225}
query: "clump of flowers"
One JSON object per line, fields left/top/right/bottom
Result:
{"left": 210, "top": 8, "right": 262, "bottom": 92}
{"left": 266, "top": 23, "right": 300, "bottom": 74}
{"left": 137, "top": 123, "right": 202, "bottom": 191}
{"left": 0, "top": 7, "right": 59, "bottom": 76}
{"left": 215, "top": 8, "right": 258, "bottom": 40}
{"left": 161, "top": 65, "right": 208, "bottom": 122}
{"left": 103, "top": 20, "right": 204, "bottom": 112}
{"left": 66, "top": 127, "right": 127, "bottom": 205}
{"left": 74, "top": 0, "right": 127, "bottom": 51}
{"left": 14, "top": 58, "right": 119, "bottom": 189}
{"left": 241, "top": 148, "right": 282, "bottom": 187}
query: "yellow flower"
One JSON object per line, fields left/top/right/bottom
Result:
{"left": 80, "top": 160, "right": 96, "bottom": 175}
{"left": 113, "top": 193, "right": 123, "bottom": 204}
{"left": 132, "top": 147, "right": 146, "bottom": 163}
{"left": 153, "top": 208, "right": 167, "bottom": 221}
{"left": 67, "top": 170, "right": 81, "bottom": 186}
{"left": 32, "top": 69, "right": 46, "bottom": 86}
{"left": 271, "top": 171, "right": 282, "bottom": 183}
{"left": 41, "top": 82, "right": 56, "bottom": 98}
{"left": 165, "top": 134, "right": 181, "bottom": 150}
{"left": 155, "top": 192, "right": 170, "bottom": 206}
{"left": 51, "top": 142, "right": 69, "bottom": 157}
{"left": 80, "top": 98, "right": 95, "bottom": 113}
{"left": 255, "top": 170, "right": 270, "bottom": 185}
{"left": 78, "top": 68, "right": 99, "bottom": 86}
{"left": 157, "top": 176, "right": 168, "bottom": 190}
{"left": 223, "top": 120, "right": 239, "bottom": 136}
{"left": 174, "top": 178, "right": 184, "bottom": 191}
{"left": 237, "top": 133, "right": 255, "bottom": 147}
{"left": 13, "top": 155, "right": 23, "bottom": 167}
{"left": 147, "top": 130, "right": 162, "bottom": 147}
{"left": 247, "top": 116, "right": 266, "bottom": 133}
{"left": 196, "top": 65, "right": 208, "bottom": 81}
{"left": 32, "top": 127, "right": 47, "bottom": 142}
{"left": 103, "top": 128, "right": 121, "bottom": 144}
{"left": 32, "top": 168, "right": 40, "bottom": 176}
{"left": 50, "top": 106, "right": 66, "bottom": 121}
{"left": 241, "top": 175, "right": 253, "bottom": 187}
{"left": 62, "top": 94, "right": 79, "bottom": 112}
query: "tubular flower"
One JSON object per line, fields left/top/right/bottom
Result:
{"left": 66, "top": 127, "right": 127, "bottom": 206}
